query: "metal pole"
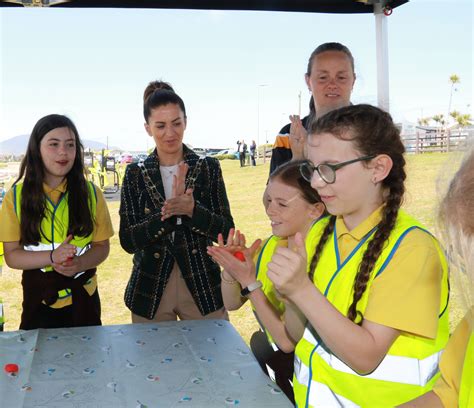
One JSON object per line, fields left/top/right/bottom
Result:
{"left": 257, "top": 84, "right": 268, "bottom": 148}
{"left": 257, "top": 88, "right": 260, "bottom": 148}
{"left": 374, "top": 4, "right": 390, "bottom": 112}
{"left": 298, "top": 91, "right": 302, "bottom": 116}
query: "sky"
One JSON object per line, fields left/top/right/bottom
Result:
{"left": 0, "top": 0, "right": 472, "bottom": 152}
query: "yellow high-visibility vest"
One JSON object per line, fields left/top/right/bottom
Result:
{"left": 293, "top": 211, "right": 450, "bottom": 407}
{"left": 14, "top": 182, "right": 97, "bottom": 300}
{"left": 253, "top": 219, "right": 324, "bottom": 349}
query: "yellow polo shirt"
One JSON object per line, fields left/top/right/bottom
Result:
{"left": 433, "top": 309, "right": 473, "bottom": 407}
{"left": 335, "top": 206, "right": 443, "bottom": 339}
{"left": 0, "top": 181, "right": 114, "bottom": 308}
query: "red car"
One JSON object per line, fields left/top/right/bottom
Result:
{"left": 120, "top": 154, "right": 133, "bottom": 164}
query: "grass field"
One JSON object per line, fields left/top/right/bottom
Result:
{"left": 0, "top": 153, "right": 465, "bottom": 341}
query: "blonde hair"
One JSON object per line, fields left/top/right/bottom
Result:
{"left": 438, "top": 147, "right": 474, "bottom": 317}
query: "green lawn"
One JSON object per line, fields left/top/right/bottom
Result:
{"left": 0, "top": 153, "right": 464, "bottom": 340}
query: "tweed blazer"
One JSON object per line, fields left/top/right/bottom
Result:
{"left": 119, "top": 146, "right": 234, "bottom": 319}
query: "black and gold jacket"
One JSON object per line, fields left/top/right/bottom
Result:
{"left": 119, "top": 146, "right": 234, "bottom": 319}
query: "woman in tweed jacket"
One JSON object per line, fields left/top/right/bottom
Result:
{"left": 119, "top": 81, "right": 234, "bottom": 322}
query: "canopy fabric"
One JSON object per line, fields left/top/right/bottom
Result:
{"left": 0, "top": 0, "right": 408, "bottom": 12}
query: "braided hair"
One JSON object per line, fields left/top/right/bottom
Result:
{"left": 307, "top": 104, "right": 406, "bottom": 323}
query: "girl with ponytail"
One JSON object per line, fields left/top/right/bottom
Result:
{"left": 208, "top": 160, "right": 325, "bottom": 402}
{"left": 269, "top": 42, "right": 356, "bottom": 175}
{"left": 267, "top": 104, "right": 450, "bottom": 407}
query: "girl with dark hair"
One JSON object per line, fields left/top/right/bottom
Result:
{"left": 207, "top": 160, "right": 325, "bottom": 403}
{"left": 270, "top": 42, "right": 356, "bottom": 174}
{"left": 268, "top": 104, "right": 450, "bottom": 406}
{"left": 119, "top": 80, "right": 234, "bottom": 322}
{"left": 0, "top": 114, "right": 113, "bottom": 330}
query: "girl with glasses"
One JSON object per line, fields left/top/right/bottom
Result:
{"left": 267, "top": 104, "right": 449, "bottom": 406}
{"left": 207, "top": 160, "right": 325, "bottom": 403}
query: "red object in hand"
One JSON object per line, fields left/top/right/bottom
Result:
{"left": 4, "top": 364, "right": 19, "bottom": 374}
{"left": 233, "top": 251, "right": 246, "bottom": 262}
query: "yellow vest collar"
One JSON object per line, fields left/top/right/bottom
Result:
{"left": 336, "top": 205, "right": 384, "bottom": 241}
{"left": 43, "top": 180, "right": 67, "bottom": 204}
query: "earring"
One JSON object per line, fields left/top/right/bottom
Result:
{"left": 372, "top": 177, "right": 378, "bottom": 185}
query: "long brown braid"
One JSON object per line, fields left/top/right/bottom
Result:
{"left": 308, "top": 104, "right": 406, "bottom": 323}
{"left": 308, "top": 216, "right": 336, "bottom": 281}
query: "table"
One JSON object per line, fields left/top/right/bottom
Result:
{"left": 0, "top": 320, "right": 292, "bottom": 407}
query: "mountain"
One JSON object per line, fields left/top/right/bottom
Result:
{"left": 0, "top": 134, "right": 120, "bottom": 155}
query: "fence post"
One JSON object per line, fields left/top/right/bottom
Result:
{"left": 415, "top": 131, "right": 419, "bottom": 154}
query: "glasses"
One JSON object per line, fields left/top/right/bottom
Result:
{"left": 299, "top": 155, "right": 376, "bottom": 184}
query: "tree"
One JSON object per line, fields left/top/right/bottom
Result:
{"left": 432, "top": 114, "right": 445, "bottom": 127}
{"left": 417, "top": 117, "right": 430, "bottom": 126}
{"left": 447, "top": 74, "right": 460, "bottom": 123}
{"left": 450, "top": 110, "right": 460, "bottom": 121}
{"left": 454, "top": 113, "right": 472, "bottom": 128}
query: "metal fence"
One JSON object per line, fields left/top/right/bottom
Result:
{"left": 402, "top": 128, "right": 473, "bottom": 154}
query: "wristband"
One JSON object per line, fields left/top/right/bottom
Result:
{"left": 240, "top": 281, "right": 262, "bottom": 297}
{"left": 50, "top": 250, "right": 55, "bottom": 264}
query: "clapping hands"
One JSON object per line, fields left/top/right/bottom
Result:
{"left": 267, "top": 232, "right": 311, "bottom": 299}
{"left": 51, "top": 234, "right": 83, "bottom": 277}
{"left": 161, "top": 162, "right": 195, "bottom": 220}
{"left": 289, "top": 115, "right": 307, "bottom": 160}
{"left": 207, "top": 228, "right": 262, "bottom": 288}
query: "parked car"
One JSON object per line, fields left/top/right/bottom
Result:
{"left": 192, "top": 148, "right": 207, "bottom": 157}
{"left": 135, "top": 153, "right": 148, "bottom": 162}
{"left": 120, "top": 154, "right": 133, "bottom": 164}
{"left": 211, "top": 149, "right": 239, "bottom": 159}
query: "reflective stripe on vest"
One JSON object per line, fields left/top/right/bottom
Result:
{"left": 24, "top": 242, "right": 90, "bottom": 273}
{"left": 308, "top": 379, "right": 358, "bottom": 408}
{"left": 293, "top": 211, "right": 450, "bottom": 407}
{"left": 294, "top": 355, "right": 360, "bottom": 408}
{"left": 14, "top": 182, "right": 97, "bottom": 301}
{"left": 295, "top": 346, "right": 441, "bottom": 388}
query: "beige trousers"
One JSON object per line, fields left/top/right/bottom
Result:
{"left": 132, "top": 264, "right": 228, "bottom": 323}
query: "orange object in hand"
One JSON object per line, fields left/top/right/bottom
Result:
{"left": 233, "top": 251, "right": 245, "bottom": 262}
